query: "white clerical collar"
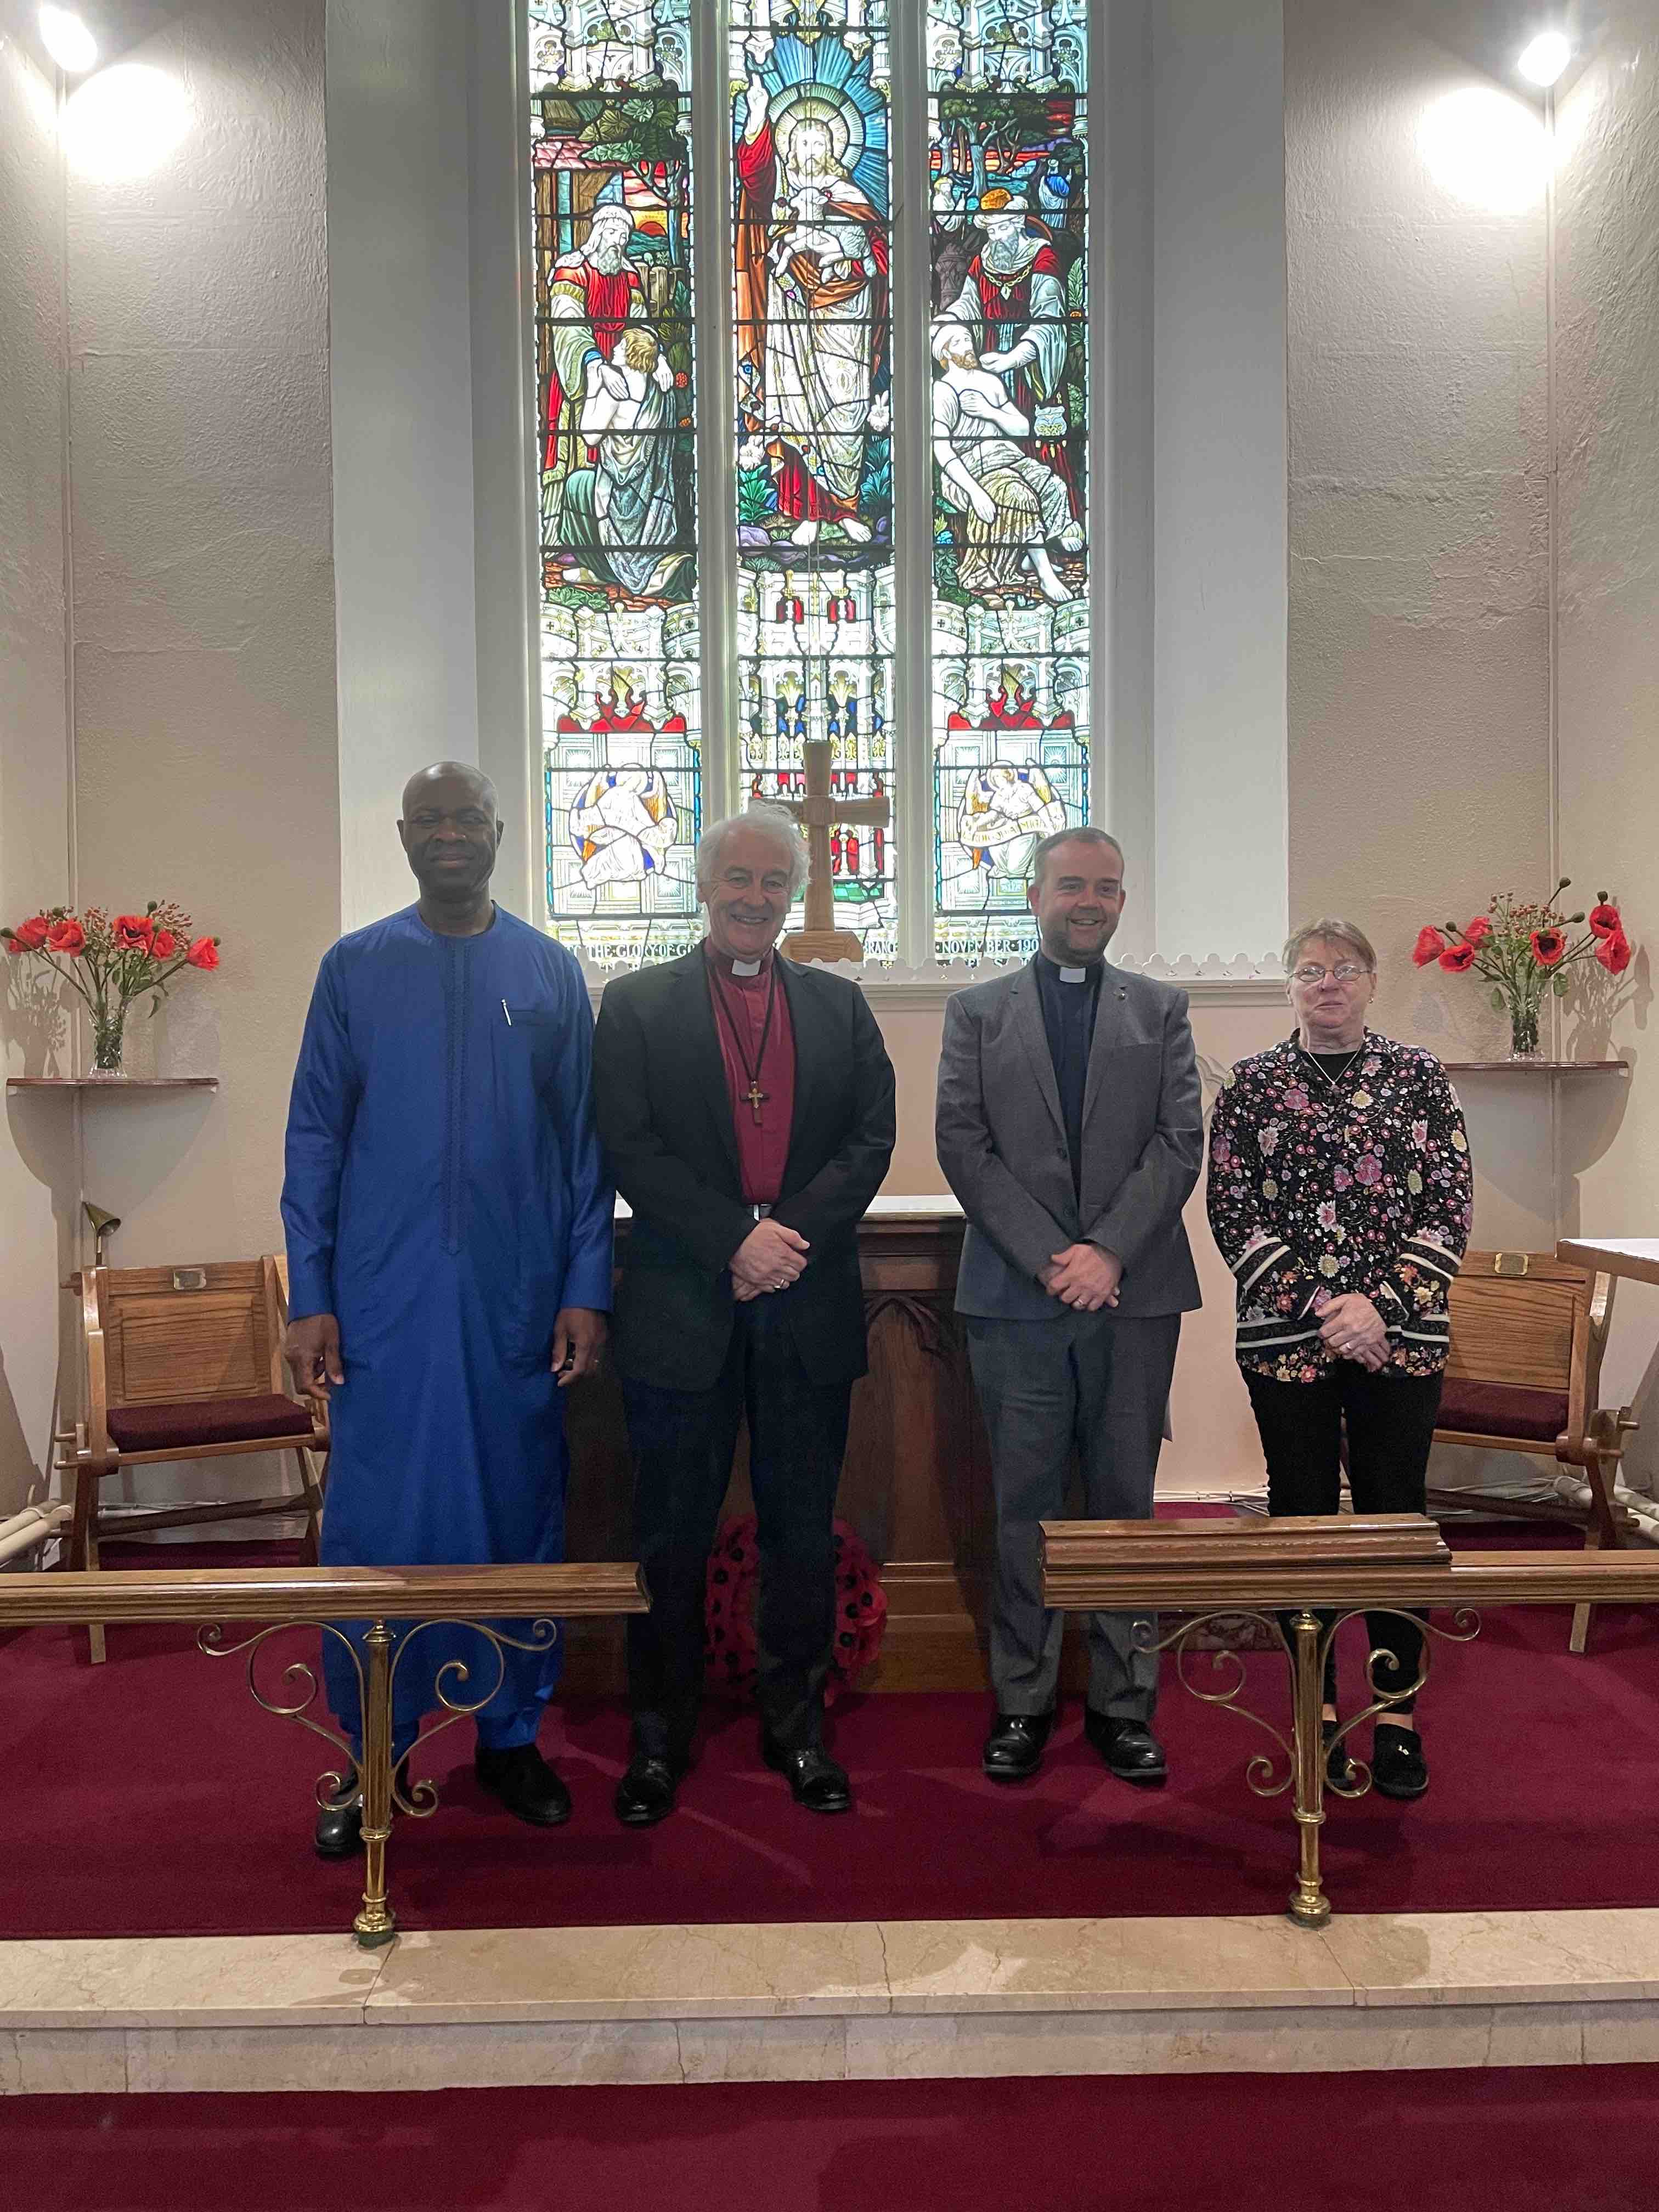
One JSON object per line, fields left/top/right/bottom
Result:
{"left": 1040, "top": 952, "right": 1099, "bottom": 986}
{"left": 731, "top": 957, "right": 763, "bottom": 978}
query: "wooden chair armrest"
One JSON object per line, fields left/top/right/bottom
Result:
{"left": 262, "top": 1253, "right": 290, "bottom": 1393}
{"left": 1588, "top": 1404, "right": 1639, "bottom": 1458}
{"left": 81, "top": 1270, "right": 114, "bottom": 1467}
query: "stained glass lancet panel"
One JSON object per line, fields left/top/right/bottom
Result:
{"left": 529, "top": 2, "right": 701, "bottom": 969}
{"left": 729, "top": 3, "right": 898, "bottom": 963}
{"left": 928, "top": 1, "right": 1090, "bottom": 966}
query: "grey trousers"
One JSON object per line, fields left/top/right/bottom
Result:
{"left": 966, "top": 1308, "right": 1182, "bottom": 1722}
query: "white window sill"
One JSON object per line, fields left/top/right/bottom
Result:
{"left": 582, "top": 954, "right": 1286, "bottom": 1007}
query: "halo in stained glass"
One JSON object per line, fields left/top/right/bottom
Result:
{"left": 729, "top": 2, "right": 898, "bottom": 963}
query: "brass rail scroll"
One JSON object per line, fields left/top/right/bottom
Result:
{"left": 1047, "top": 1514, "right": 1472, "bottom": 1927}
{"left": 0, "top": 1562, "right": 649, "bottom": 1948}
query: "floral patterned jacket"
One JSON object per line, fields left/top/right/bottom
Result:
{"left": 1205, "top": 1032, "right": 1473, "bottom": 1381}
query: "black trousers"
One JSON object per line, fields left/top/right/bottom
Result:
{"left": 622, "top": 1294, "right": 852, "bottom": 1762}
{"left": 1244, "top": 1365, "right": 1444, "bottom": 1716}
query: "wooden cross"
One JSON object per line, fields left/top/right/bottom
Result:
{"left": 775, "top": 736, "right": 891, "bottom": 965}
{"left": 742, "top": 1076, "right": 767, "bottom": 1123}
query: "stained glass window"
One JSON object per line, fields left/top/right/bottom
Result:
{"left": 524, "top": 2, "right": 1095, "bottom": 974}
{"left": 730, "top": 2, "right": 898, "bottom": 963}
{"left": 928, "top": 0, "right": 1090, "bottom": 965}
{"left": 531, "top": 1, "right": 702, "bottom": 969}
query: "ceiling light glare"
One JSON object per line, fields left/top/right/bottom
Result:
{"left": 1518, "top": 32, "right": 1572, "bottom": 87}
{"left": 61, "top": 65, "right": 191, "bottom": 179}
{"left": 38, "top": 5, "right": 98, "bottom": 74}
{"left": 1418, "top": 88, "right": 1549, "bottom": 214}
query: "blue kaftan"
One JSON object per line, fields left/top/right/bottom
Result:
{"left": 281, "top": 905, "right": 613, "bottom": 1757}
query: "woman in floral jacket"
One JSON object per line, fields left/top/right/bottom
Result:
{"left": 1206, "top": 918, "right": 1473, "bottom": 1802}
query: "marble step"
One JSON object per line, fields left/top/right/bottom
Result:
{"left": 7, "top": 1909, "right": 1659, "bottom": 2094}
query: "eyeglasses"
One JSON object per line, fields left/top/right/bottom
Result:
{"left": 1290, "top": 962, "right": 1370, "bottom": 986}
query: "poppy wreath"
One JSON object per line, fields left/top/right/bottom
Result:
{"left": 704, "top": 1514, "right": 887, "bottom": 1705}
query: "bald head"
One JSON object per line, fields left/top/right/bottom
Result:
{"left": 398, "top": 761, "right": 503, "bottom": 925}
{"left": 402, "top": 760, "right": 496, "bottom": 819}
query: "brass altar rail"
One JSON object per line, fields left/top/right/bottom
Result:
{"left": 1042, "top": 1516, "right": 1659, "bottom": 1929}
{"left": 0, "top": 1564, "right": 649, "bottom": 1948}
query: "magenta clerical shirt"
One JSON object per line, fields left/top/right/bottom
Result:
{"left": 704, "top": 945, "right": 795, "bottom": 1205}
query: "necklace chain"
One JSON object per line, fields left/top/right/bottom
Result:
{"left": 1298, "top": 1040, "right": 1365, "bottom": 1094}
{"left": 710, "top": 959, "right": 778, "bottom": 1124}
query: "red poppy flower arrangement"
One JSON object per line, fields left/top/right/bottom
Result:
{"left": 2, "top": 900, "right": 221, "bottom": 1074}
{"left": 1414, "top": 881, "right": 1634, "bottom": 1057}
{"left": 706, "top": 1515, "right": 887, "bottom": 1706}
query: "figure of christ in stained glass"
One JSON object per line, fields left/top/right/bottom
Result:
{"left": 730, "top": 4, "right": 898, "bottom": 961}
{"left": 928, "top": 0, "right": 1090, "bottom": 966}
{"left": 530, "top": 1, "right": 702, "bottom": 966}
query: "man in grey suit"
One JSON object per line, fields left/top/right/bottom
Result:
{"left": 936, "top": 827, "right": 1203, "bottom": 1784}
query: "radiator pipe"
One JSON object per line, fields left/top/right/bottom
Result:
{"left": 0, "top": 1504, "right": 71, "bottom": 1566}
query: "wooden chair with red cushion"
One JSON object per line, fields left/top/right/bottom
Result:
{"left": 1429, "top": 1251, "right": 1638, "bottom": 1652}
{"left": 58, "top": 1256, "right": 328, "bottom": 1662}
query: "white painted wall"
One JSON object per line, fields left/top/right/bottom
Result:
{"left": 328, "top": 0, "right": 482, "bottom": 933}
{"left": 62, "top": 0, "right": 337, "bottom": 1520}
{"left": 1284, "top": 0, "right": 1554, "bottom": 1204}
{"left": 0, "top": 28, "right": 72, "bottom": 1526}
{"left": 1098, "top": 0, "right": 1157, "bottom": 961}
{"left": 1152, "top": 0, "right": 1289, "bottom": 966}
{"left": 1555, "top": 3, "right": 1659, "bottom": 1487}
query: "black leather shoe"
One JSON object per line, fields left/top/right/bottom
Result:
{"left": 475, "top": 1742, "right": 573, "bottom": 1826}
{"left": 313, "top": 1759, "right": 409, "bottom": 1859}
{"left": 1084, "top": 1711, "right": 1167, "bottom": 1786}
{"left": 761, "top": 1735, "right": 852, "bottom": 1814}
{"left": 1323, "top": 1719, "right": 1358, "bottom": 1791}
{"left": 982, "top": 1710, "right": 1053, "bottom": 1782}
{"left": 614, "top": 1754, "right": 682, "bottom": 1827}
{"left": 1371, "top": 1723, "right": 1428, "bottom": 1801}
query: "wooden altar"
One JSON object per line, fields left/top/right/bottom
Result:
{"left": 563, "top": 1199, "right": 1000, "bottom": 1691}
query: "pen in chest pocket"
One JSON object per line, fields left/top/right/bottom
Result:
{"left": 503, "top": 1000, "right": 512, "bottom": 1027}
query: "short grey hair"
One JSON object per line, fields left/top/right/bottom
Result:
{"left": 696, "top": 803, "right": 809, "bottom": 900}
{"left": 1283, "top": 917, "right": 1378, "bottom": 973}
{"left": 1030, "top": 825, "right": 1125, "bottom": 890}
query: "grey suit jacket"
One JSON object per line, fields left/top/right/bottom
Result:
{"left": 935, "top": 958, "right": 1204, "bottom": 1321}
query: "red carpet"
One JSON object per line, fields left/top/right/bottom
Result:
{"left": 4, "top": 1522, "right": 1656, "bottom": 1937}
{"left": 6, "top": 2069, "right": 1659, "bottom": 2212}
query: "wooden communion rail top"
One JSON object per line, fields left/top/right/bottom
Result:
{"left": 3, "top": 1528, "right": 1657, "bottom": 1938}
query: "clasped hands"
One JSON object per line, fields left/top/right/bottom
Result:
{"left": 1316, "top": 1291, "right": 1390, "bottom": 1370}
{"left": 284, "top": 1306, "right": 607, "bottom": 1396}
{"left": 730, "top": 1217, "right": 810, "bottom": 1304}
{"left": 1041, "top": 1243, "right": 1122, "bottom": 1312}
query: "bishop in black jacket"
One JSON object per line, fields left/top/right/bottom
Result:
{"left": 592, "top": 804, "right": 895, "bottom": 1826}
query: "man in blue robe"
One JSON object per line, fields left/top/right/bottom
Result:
{"left": 282, "top": 761, "right": 612, "bottom": 1854}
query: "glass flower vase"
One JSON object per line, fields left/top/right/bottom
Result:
{"left": 88, "top": 1006, "right": 128, "bottom": 1078}
{"left": 1508, "top": 1001, "right": 1541, "bottom": 1059}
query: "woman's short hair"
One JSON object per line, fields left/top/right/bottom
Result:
{"left": 1283, "top": 917, "right": 1378, "bottom": 974}
{"left": 695, "top": 803, "right": 809, "bottom": 901}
